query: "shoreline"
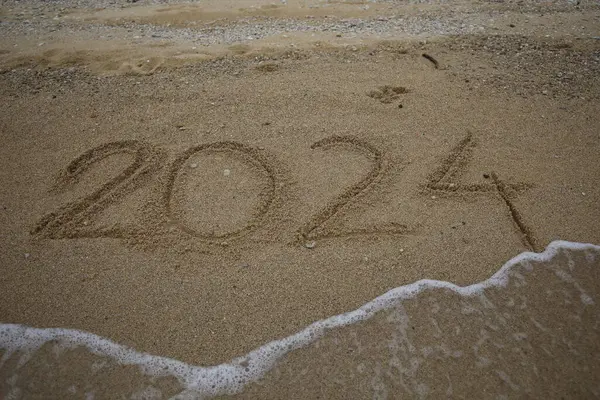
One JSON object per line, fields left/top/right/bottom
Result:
{"left": 2, "top": 240, "right": 598, "bottom": 397}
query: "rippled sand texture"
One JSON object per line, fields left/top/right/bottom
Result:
{"left": 1, "top": 243, "right": 599, "bottom": 398}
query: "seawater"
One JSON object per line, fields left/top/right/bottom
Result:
{"left": 1, "top": 241, "right": 599, "bottom": 398}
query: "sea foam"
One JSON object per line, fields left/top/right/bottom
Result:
{"left": 1, "top": 240, "right": 599, "bottom": 398}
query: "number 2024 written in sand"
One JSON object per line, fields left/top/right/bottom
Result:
{"left": 31, "top": 134, "right": 539, "bottom": 251}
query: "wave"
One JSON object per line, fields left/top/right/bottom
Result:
{"left": 1, "top": 240, "right": 599, "bottom": 398}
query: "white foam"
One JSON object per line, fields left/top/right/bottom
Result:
{"left": 1, "top": 240, "right": 599, "bottom": 398}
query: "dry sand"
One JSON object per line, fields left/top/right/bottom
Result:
{"left": 1, "top": 0, "right": 599, "bottom": 398}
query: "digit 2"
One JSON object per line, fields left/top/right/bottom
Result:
{"left": 297, "top": 135, "right": 410, "bottom": 243}
{"left": 31, "top": 140, "right": 163, "bottom": 238}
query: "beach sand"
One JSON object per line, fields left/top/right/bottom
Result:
{"left": 1, "top": 0, "right": 599, "bottom": 398}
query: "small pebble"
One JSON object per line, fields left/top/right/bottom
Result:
{"left": 431, "top": 195, "right": 437, "bottom": 199}
{"left": 224, "top": 169, "right": 231, "bottom": 176}
{"left": 190, "top": 163, "right": 198, "bottom": 169}
{"left": 304, "top": 241, "right": 316, "bottom": 249}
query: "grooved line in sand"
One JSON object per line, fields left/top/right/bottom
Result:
{"left": 31, "top": 140, "right": 162, "bottom": 239}
{"left": 426, "top": 132, "right": 538, "bottom": 251}
{"left": 426, "top": 132, "right": 494, "bottom": 192}
{"left": 426, "top": 132, "right": 531, "bottom": 194}
{"left": 297, "top": 135, "right": 410, "bottom": 242}
{"left": 491, "top": 172, "right": 540, "bottom": 252}
{"left": 164, "top": 141, "right": 279, "bottom": 241}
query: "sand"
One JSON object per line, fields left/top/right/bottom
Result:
{"left": 1, "top": 0, "right": 599, "bottom": 398}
